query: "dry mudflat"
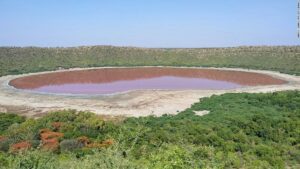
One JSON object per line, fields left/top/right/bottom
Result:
{"left": 0, "top": 67, "right": 299, "bottom": 118}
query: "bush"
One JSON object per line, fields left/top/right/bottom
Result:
{"left": 0, "top": 113, "right": 25, "bottom": 134}
{"left": 0, "top": 152, "right": 9, "bottom": 168}
{"left": 60, "top": 139, "right": 84, "bottom": 152}
{"left": 0, "top": 139, "right": 11, "bottom": 152}
{"left": 10, "top": 141, "right": 32, "bottom": 153}
{"left": 5, "top": 150, "right": 58, "bottom": 169}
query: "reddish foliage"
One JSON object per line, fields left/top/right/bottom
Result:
{"left": 77, "top": 136, "right": 91, "bottom": 146}
{"left": 37, "top": 128, "right": 113, "bottom": 151}
{"left": 0, "top": 136, "right": 7, "bottom": 142}
{"left": 41, "top": 138, "right": 59, "bottom": 151}
{"left": 102, "top": 139, "right": 114, "bottom": 145}
{"left": 40, "top": 131, "right": 64, "bottom": 141}
{"left": 51, "top": 122, "right": 63, "bottom": 131}
{"left": 39, "top": 129, "right": 64, "bottom": 151}
{"left": 86, "top": 139, "right": 114, "bottom": 148}
{"left": 39, "top": 128, "right": 52, "bottom": 134}
{"left": 10, "top": 141, "right": 31, "bottom": 152}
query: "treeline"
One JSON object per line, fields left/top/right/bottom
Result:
{"left": 0, "top": 46, "right": 299, "bottom": 76}
{"left": 0, "top": 91, "right": 299, "bottom": 168}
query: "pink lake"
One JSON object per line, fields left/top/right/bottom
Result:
{"left": 10, "top": 68, "right": 286, "bottom": 95}
{"left": 33, "top": 76, "right": 241, "bottom": 95}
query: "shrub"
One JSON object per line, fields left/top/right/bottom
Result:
{"left": 40, "top": 130, "right": 64, "bottom": 141}
{"left": 60, "top": 139, "right": 84, "bottom": 152}
{"left": 0, "top": 136, "right": 6, "bottom": 142}
{"left": 51, "top": 122, "right": 64, "bottom": 131}
{"left": 0, "top": 152, "right": 9, "bottom": 168}
{"left": 0, "top": 113, "right": 25, "bottom": 134}
{"left": 86, "top": 139, "right": 114, "bottom": 149}
{"left": 41, "top": 138, "right": 59, "bottom": 151}
{"left": 5, "top": 119, "right": 40, "bottom": 143}
{"left": 145, "top": 144, "right": 196, "bottom": 169}
{"left": 30, "top": 140, "right": 40, "bottom": 149}
{"left": 10, "top": 141, "right": 31, "bottom": 153}
{"left": 5, "top": 150, "right": 58, "bottom": 169}
{"left": 40, "top": 129, "right": 64, "bottom": 151}
{"left": 0, "top": 139, "right": 11, "bottom": 152}
{"left": 77, "top": 136, "right": 91, "bottom": 146}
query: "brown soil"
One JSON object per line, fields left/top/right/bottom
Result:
{"left": 9, "top": 67, "right": 286, "bottom": 89}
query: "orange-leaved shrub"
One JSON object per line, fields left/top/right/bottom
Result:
{"left": 10, "top": 141, "right": 31, "bottom": 152}
{"left": 0, "top": 136, "right": 6, "bottom": 142}
{"left": 86, "top": 139, "right": 114, "bottom": 148}
{"left": 77, "top": 136, "right": 91, "bottom": 146}
{"left": 39, "top": 128, "right": 64, "bottom": 151}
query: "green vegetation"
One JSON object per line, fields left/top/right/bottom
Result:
{"left": 0, "top": 46, "right": 300, "bottom": 76}
{"left": 0, "top": 113, "right": 25, "bottom": 135}
{"left": 0, "top": 91, "right": 299, "bottom": 168}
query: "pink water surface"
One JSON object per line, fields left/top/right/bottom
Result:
{"left": 33, "top": 76, "right": 241, "bottom": 95}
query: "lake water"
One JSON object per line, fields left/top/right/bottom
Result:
{"left": 33, "top": 76, "right": 241, "bottom": 94}
{"left": 9, "top": 67, "right": 285, "bottom": 95}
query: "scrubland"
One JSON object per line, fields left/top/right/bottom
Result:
{"left": 1, "top": 46, "right": 299, "bottom": 76}
{"left": 0, "top": 91, "right": 299, "bottom": 168}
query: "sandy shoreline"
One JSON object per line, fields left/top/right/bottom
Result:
{"left": 0, "top": 67, "right": 299, "bottom": 117}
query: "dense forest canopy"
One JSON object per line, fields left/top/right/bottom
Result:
{"left": 0, "top": 46, "right": 300, "bottom": 76}
{"left": 0, "top": 91, "right": 299, "bottom": 168}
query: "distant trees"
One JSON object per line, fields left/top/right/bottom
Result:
{"left": 0, "top": 46, "right": 299, "bottom": 77}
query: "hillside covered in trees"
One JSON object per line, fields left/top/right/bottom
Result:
{"left": 0, "top": 91, "right": 299, "bottom": 168}
{"left": 0, "top": 46, "right": 299, "bottom": 76}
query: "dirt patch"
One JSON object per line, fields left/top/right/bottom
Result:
{"left": 194, "top": 110, "right": 210, "bottom": 116}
